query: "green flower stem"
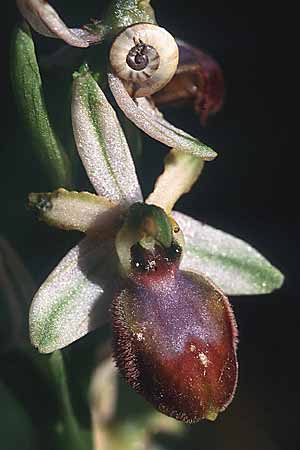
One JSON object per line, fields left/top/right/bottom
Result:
{"left": 25, "top": 348, "right": 89, "bottom": 450}
{"left": 10, "top": 22, "right": 73, "bottom": 189}
{"left": 47, "top": 351, "right": 88, "bottom": 450}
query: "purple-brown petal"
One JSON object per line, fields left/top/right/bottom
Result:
{"left": 112, "top": 258, "right": 238, "bottom": 423}
{"left": 153, "top": 40, "right": 225, "bottom": 126}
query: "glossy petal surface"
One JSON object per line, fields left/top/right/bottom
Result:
{"left": 112, "top": 267, "right": 237, "bottom": 422}
{"left": 30, "top": 237, "right": 119, "bottom": 353}
{"left": 173, "top": 211, "right": 284, "bottom": 295}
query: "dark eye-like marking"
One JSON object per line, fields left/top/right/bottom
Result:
{"left": 165, "top": 241, "right": 182, "bottom": 262}
{"left": 130, "top": 242, "right": 157, "bottom": 272}
{"left": 130, "top": 240, "right": 182, "bottom": 274}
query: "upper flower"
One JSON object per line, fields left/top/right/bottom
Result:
{"left": 16, "top": 0, "right": 220, "bottom": 160}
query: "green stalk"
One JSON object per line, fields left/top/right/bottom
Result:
{"left": 24, "top": 348, "right": 90, "bottom": 450}
{"left": 47, "top": 351, "right": 88, "bottom": 450}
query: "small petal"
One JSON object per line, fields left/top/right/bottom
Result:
{"left": 146, "top": 149, "right": 204, "bottom": 213}
{"left": 173, "top": 211, "right": 284, "bottom": 295}
{"left": 72, "top": 67, "right": 143, "bottom": 206}
{"left": 16, "top": 0, "right": 90, "bottom": 47}
{"left": 29, "top": 237, "right": 119, "bottom": 353}
{"left": 28, "top": 188, "right": 120, "bottom": 236}
{"left": 108, "top": 72, "right": 217, "bottom": 160}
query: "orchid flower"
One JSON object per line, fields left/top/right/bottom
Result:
{"left": 16, "top": 0, "right": 219, "bottom": 160}
{"left": 28, "top": 67, "right": 283, "bottom": 423}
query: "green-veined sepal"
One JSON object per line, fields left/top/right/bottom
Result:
{"left": 72, "top": 66, "right": 143, "bottom": 206}
{"left": 29, "top": 238, "right": 118, "bottom": 353}
{"left": 173, "top": 212, "right": 284, "bottom": 295}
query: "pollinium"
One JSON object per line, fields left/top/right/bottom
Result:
{"left": 112, "top": 203, "right": 238, "bottom": 423}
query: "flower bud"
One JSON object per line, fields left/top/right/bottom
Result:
{"left": 112, "top": 204, "right": 238, "bottom": 422}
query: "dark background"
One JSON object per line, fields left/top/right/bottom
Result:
{"left": 1, "top": 1, "right": 298, "bottom": 449}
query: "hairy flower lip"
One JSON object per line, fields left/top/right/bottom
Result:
{"left": 112, "top": 268, "right": 238, "bottom": 423}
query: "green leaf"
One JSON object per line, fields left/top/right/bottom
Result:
{"left": 108, "top": 73, "right": 217, "bottom": 160}
{"left": 10, "top": 23, "right": 73, "bottom": 189}
{"left": 173, "top": 212, "right": 284, "bottom": 295}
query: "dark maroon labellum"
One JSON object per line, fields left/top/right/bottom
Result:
{"left": 153, "top": 39, "right": 225, "bottom": 126}
{"left": 112, "top": 245, "right": 238, "bottom": 423}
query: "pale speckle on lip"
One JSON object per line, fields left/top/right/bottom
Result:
{"left": 198, "top": 352, "right": 209, "bottom": 367}
{"left": 136, "top": 332, "right": 144, "bottom": 341}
